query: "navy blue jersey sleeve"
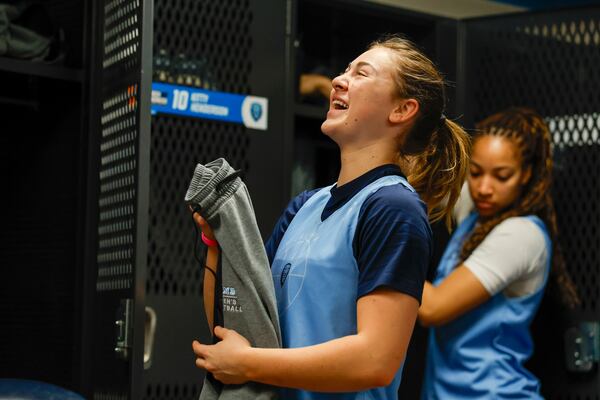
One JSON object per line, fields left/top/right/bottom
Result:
{"left": 354, "top": 185, "right": 432, "bottom": 303}
{"left": 265, "top": 189, "right": 320, "bottom": 264}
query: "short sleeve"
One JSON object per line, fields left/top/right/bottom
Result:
{"left": 463, "top": 217, "right": 549, "bottom": 296}
{"left": 265, "top": 189, "right": 320, "bottom": 264}
{"left": 354, "top": 184, "right": 432, "bottom": 303}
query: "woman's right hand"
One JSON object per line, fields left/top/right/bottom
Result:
{"left": 189, "top": 206, "right": 216, "bottom": 241}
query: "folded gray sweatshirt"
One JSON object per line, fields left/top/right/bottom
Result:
{"left": 185, "top": 158, "right": 281, "bottom": 400}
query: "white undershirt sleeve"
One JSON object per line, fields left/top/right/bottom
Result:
{"left": 453, "top": 181, "right": 474, "bottom": 226}
{"left": 463, "top": 217, "right": 549, "bottom": 297}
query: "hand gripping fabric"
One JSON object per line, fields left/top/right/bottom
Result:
{"left": 185, "top": 158, "right": 281, "bottom": 400}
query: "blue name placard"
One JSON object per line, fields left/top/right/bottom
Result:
{"left": 151, "top": 82, "right": 268, "bottom": 130}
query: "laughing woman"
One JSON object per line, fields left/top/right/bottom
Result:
{"left": 192, "top": 35, "right": 470, "bottom": 399}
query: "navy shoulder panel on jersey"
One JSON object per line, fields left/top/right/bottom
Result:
{"left": 354, "top": 184, "right": 432, "bottom": 302}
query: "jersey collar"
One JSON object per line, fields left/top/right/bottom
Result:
{"left": 322, "top": 164, "right": 405, "bottom": 221}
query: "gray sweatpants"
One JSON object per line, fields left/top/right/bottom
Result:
{"left": 185, "top": 158, "right": 281, "bottom": 400}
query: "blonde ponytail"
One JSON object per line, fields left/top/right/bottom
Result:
{"left": 408, "top": 118, "right": 471, "bottom": 227}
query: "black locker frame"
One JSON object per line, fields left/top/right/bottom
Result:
{"left": 457, "top": 6, "right": 600, "bottom": 398}
{"left": 84, "top": 0, "right": 153, "bottom": 398}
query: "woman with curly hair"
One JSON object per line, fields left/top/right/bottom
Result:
{"left": 420, "top": 107, "right": 579, "bottom": 399}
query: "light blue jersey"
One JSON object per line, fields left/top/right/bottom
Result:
{"left": 271, "top": 175, "right": 413, "bottom": 400}
{"left": 422, "top": 213, "right": 551, "bottom": 399}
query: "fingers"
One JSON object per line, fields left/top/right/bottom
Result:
{"left": 195, "top": 357, "right": 208, "bottom": 370}
{"left": 189, "top": 207, "right": 209, "bottom": 229}
{"left": 192, "top": 212, "right": 205, "bottom": 226}
{"left": 190, "top": 208, "right": 204, "bottom": 222}
{"left": 192, "top": 340, "right": 211, "bottom": 371}
{"left": 213, "top": 325, "right": 228, "bottom": 339}
{"left": 192, "top": 340, "right": 209, "bottom": 357}
{"left": 187, "top": 206, "right": 218, "bottom": 241}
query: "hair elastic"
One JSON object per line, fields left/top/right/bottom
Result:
{"left": 201, "top": 232, "right": 218, "bottom": 247}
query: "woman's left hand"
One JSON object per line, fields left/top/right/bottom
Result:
{"left": 188, "top": 205, "right": 216, "bottom": 241}
{"left": 192, "top": 326, "right": 252, "bottom": 384}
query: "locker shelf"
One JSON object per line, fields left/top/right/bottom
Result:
{"left": 0, "top": 56, "right": 83, "bottom": 82}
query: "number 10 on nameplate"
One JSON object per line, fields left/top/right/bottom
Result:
{"left": 151, "top": 82, "right": 269, "bottom": 130}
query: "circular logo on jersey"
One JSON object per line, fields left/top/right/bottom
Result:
{"left": 282, "top": 260, "right": 307, "bottom": 310}
{"left": 273, "top": 233, "right": 318, "bottom": 311}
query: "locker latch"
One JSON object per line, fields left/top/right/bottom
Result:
{"left": 115, "top": 298, "right": 133, "bottom": 360}
{"left": 565, "top": 321, "right": 600, "bottom": 372}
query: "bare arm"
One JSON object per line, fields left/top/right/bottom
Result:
{"left": 418, "top": 265, "right": 490, "bottom": 327}
{"left": 299, "top": 73, "right": 332, "bottom": 99}
{"left": 191, "top": 210, "right": 219, "bottom": 331}
{"left": 193, "top": 287, "right": 419, "bottom": 392}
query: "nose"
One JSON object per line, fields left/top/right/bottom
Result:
{"left": 331, "top": 73, "right": 348, "bottom": 91}
{"left": 477, "top": 176, "right": 494, "bottom": 197}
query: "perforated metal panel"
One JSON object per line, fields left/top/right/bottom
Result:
{"left": 90, "top": 0, "right": 152, "bottom": 398}
{"left": 154, "top": 0, "right": 253, "bottom": 94}
{"left": 147, "top": 119, "right": 250, "bottom": 297}
{"left": 97, "top": 83, "right": 139, "bottom": 292}
{"left": 550, "top": 113, "right": 600, "bottom": 314}
{"left": 93, "top": 394, "right": 128, "bottom": 400}
{"left": 148, "top": 0, "right": 254, "bottom": 298}
{"left": 96, "top": 0, "right": 146, "bottom": 295}
{"left": 143, "top": 383, "right": 202, "bottom": 400}
{"left": 462, "top": 8, "right": 600, "bottom": 398}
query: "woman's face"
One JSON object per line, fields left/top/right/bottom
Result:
{"left": 321, "top": 47, "right": 400, "bottom": 144}
{"left": 468, "top": 135, "right": 531, "bottom": 217}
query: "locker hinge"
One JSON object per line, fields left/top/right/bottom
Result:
{"left": 114, "top": 298, "right": 133, "bottom": 360}
{"left": 565, "top": 321, "right": 600, "bottom": 372}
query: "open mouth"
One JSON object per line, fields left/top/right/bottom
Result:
{"left": 332, "top": 99, "right": 349, "bottom": 110}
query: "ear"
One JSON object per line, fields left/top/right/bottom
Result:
{"left": 389, "top": 98, "right": 419, "bottom": 124}
{"left": 520, "top": 165, "right": 532, "bottom": 185}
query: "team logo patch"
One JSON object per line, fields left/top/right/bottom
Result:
{"left": 250, "top": 102, "right": 262, "bottom": 121}
{"left": 281, "top": 263, "right": 291, "bottom": 287}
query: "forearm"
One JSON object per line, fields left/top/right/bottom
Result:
{"left": 202, "top": 246, "right": 219, "bottom": 331}
{"left": 245, "top": 333, "right": 399, "bottom": 392}
{"left": 419, "top": 280, "right": 466, "bottom": 327}
{"left": 418, "top": 281, "right": 440, "bottom": 326}
{"left": 194, "top": 289, "right": 417, "bottom": 390}
{"left": 418, "top": 266, "right": 490, "bottom": 327}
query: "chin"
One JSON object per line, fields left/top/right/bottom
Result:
{"left": 476, "top": 208, "right": 496, "bottom": 217}
{"left": 321, "top": 120, "right": 338, "bottom": 139}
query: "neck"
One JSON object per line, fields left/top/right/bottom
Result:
{"left": 337, "top": 141, "right": 398, "bottom": 186}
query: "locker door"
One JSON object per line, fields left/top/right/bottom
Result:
{"left": 459, "top": 7, "right": 600, "bottom": 398}
{"left": 86, "top": 0, "right": 153, "bottom": 398}
{"left": 142, "top": 1, "right": 289, "bottom": 399}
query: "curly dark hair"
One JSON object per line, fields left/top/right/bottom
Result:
{"left": 459, "top": 107, "right": 579, "bottom": 308}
